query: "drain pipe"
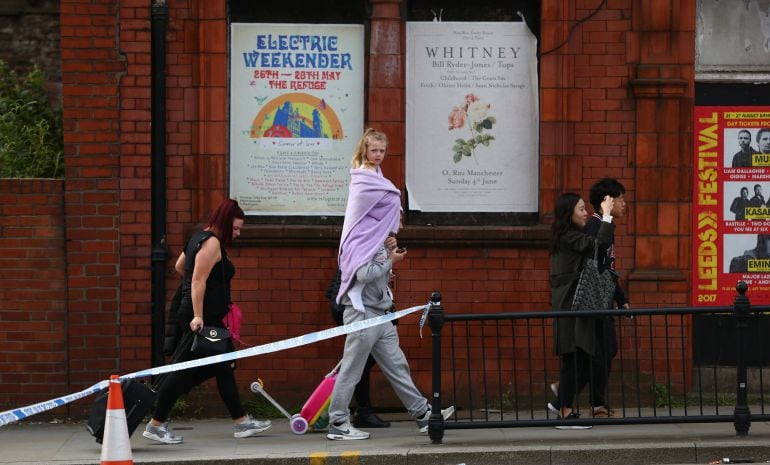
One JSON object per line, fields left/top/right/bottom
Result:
{"left": 150, "top": 0, "right": 169, "bottom": 369}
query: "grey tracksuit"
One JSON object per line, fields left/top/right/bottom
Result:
{"left": 328, "top": 246, "right": 429, "bottom": 425}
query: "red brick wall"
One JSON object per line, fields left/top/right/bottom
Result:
{"left": 60, "top": 0, "right": 123, "bottom": 413}
{"left": 0, "top": 0, "right": 697, "bottom": 417}
{"left": 0, "top": 180, "right": 67, "bottom": 412}
{"left": 116, "top": 0, "right": 156, "bottom": 375}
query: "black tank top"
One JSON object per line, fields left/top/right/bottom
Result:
{"left": 178, "top": 230, "right": 235, "bottom": 327}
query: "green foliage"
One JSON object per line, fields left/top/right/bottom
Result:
{"left": 651, "top": 381, "right": 756, "bottom": 408}
{"left": 652, "top": 381, "right": 673, "bottom": 407}
{"left": 169, "top": 398, "right": 193, "bottom": 418}
{"left": 452, "top": 116, "right": 496, "bottom": 163}
{"left": 0, "top": 60, "right": 63, "bottom": 178}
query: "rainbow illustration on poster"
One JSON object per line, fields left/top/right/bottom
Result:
{"left": 250, "top": 92, "right": 343, "bottom": 140}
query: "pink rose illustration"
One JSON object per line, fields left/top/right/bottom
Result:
{"left": 448, "top": 106, "right": 466, "bottom": 130}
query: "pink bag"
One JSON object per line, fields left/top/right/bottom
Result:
{"left": 300, "top": 362, "right": 341, "bottom": 428}
{"left": 222, "top": 303, "right": 244, "bottom": 345}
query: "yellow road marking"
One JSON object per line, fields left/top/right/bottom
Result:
{"left": 309, "top": 451, "right": 329, "bottom": 465}
{"left": 341, "top": 450, "right": 360, "bottom": 465}
{"left": 309, "top": 450, "right": 360, "bottom": 464}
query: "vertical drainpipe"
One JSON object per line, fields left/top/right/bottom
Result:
{"left": 150, "top": 0, "right": 169, "bottom": 369}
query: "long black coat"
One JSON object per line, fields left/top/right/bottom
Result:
{"left": 550, "top": 221, "right": 614, "bottom": 356}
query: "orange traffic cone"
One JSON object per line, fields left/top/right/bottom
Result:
{"left": 100, "top": 375, "right": 133, "bottom": 465}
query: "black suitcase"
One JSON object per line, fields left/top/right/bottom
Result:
{"left": 85, "top": 332, "right": 193, "bottom": 443}
{"left": 86, "top": 378, "right": 157, "bottom": 443}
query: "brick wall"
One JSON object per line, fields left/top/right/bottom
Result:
{"left": 0, "top": 180, "right": 67, "bottom": 413}
{"left": 116, "top": 0, "right": 155, "bottom": 375}
{"left": 60, "top": 0, "right": 124, "bottom": 415}
{"left": 162, "top": 0, "right": 690, "bottom": 408}
{"left": 0, "top": 0, "right": 696, "bottom": 418}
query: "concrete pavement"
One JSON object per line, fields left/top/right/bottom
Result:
{"left": 2, "top": 414, "right": 770, "bottom": 465}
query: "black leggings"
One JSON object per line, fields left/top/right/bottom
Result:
{"left": 589, "top": 317, "right": 616, "bottom": 407}
{"left": 153, "top": 338, "right": 245, "bottom": 422}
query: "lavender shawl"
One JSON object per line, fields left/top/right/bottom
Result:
{"left": 336, "top": 168, "right": 401, "bottom": 306}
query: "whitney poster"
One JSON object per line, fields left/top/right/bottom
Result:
{"left": 405, "top": 22, "right": 539, "bottom": 212}
{"left": 229, "top": 23, "right": 364, "bottom": 215}
{"left": 693, "top": 106, "right": 770, "bottom": 306}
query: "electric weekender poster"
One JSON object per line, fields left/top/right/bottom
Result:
{"left": 693, "top": 107, "right": 770, "bottom": 306}
{"left": 405, "top": 22, "right": 539, "bottom": 212}
{"left": 229, "top": 24, "right": 364, "bottom": 215}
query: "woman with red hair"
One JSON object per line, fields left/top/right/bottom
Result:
{"left": 143, "top": 198, "right": 271, "bottom": 444}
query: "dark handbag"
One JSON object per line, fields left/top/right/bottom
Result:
{"left": 190, "top": 326, "right": 231, "bottom": 356}
{"left": 325, "top": 268, "right": 344, "bottom": 325}
{"left": 571, "top": 243, "right": 615, "bottom": 311}
{"left": 324, "top": 268, "right": 396, "bottom": 327}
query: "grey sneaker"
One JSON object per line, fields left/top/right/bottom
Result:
{"left": 142, "top": 421, "right": 183, "bottom": 444}
{"left": 326, "top": 420, "right": 370, "bottom": 440}
{"left": 234, "top": 414, "right": 272, "bottom": 438}
{"left": 416, "top": 405, "right": 456, "bottom": 433}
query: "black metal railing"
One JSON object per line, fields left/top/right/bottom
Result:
{"left": 427, "top": 283, "right": 770, "bottom": 444}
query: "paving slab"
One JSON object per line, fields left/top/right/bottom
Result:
{"left": 2, "top": 417, "right": 770, "bottom": 465}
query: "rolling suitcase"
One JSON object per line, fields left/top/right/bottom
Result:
{"left": 85, "top": 378, "right": 157, "bottom": 443}
{"left": 299, "top": 362, "right": 340, "bottom": 431}
{"left": 86, "top": 332, "right": 192, "bottom": 443}
{"left": 249, "top": 361, "right": 340, "bottom": 434}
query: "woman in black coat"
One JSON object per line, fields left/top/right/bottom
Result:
{"left": 547, "top": 193, "right": 615, "bottom": 426}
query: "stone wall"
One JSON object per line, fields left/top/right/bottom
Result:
{"left": 0, "top": 0, "right": 60, "bottom": 100}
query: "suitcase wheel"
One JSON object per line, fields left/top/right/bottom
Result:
{"left": 290, "top": 414, "right": 308, "bottom": 435}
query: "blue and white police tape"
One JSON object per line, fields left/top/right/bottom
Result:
{"left": 418, "top": 298, "right": 438, "bottom": 339}
{"left": 0, "top": 302, "right": 430, "bottom": 427}
{"left": 0, "top": 380, "right": 110, "bottom": 428}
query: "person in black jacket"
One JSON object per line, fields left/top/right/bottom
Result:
{"left": 583, "top": 178, "right": 628, "bottom": 418}
{"left": 546, "top": 192, "right": 615, "bottom": 426}
{"left": 325, "top": 269, "right": 390, "bottom": 428}
{"left": 163, "top": 282, "right": 184, "bottom": 356}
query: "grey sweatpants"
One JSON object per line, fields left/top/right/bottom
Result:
{"left": 328, "top": 305, "right": 429, "bottom": 425}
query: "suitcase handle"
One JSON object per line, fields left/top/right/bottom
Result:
{"left": 325, "top": 361, "right": 342, "bottom": 378}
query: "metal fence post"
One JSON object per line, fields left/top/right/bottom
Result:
{"left": 427, "top": 291, "right": 445, "bottom": 444}
{"left": 733, "top": 281, "right": 751, "bottom": 436}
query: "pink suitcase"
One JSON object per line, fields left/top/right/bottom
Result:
{"left": 250, "top": 361, "right": 340, "bottom": 435}
{"left": 299, "top": 362, "right": 341, "bottom": 431}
